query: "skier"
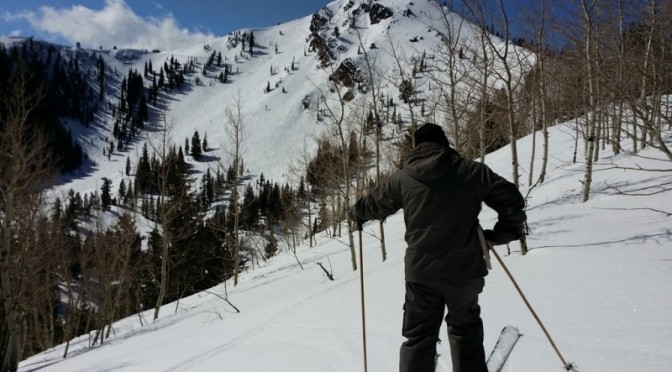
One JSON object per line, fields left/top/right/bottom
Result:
{"left": 349, "top": 123, "right": 526, "bottom": 372}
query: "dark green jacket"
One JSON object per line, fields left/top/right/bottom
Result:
{"left": 351, "top": 143, "right": 526, "bottom": 281}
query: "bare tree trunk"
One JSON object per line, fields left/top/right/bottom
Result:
{"left": 573, "top": 115, "right": 580, "bottom": 164}
{"left": 315, "top": 76, "right": 357, "bottom": 270}
{"left": 224, "top": 95, "right": 246, "bottom": 286}
{"left": 307, "top": 194, "right": 314, "bottom": 247}
{"left": 528, "top": 99, "right": 538, "bottom": 187}
{"left": 476, "top": 25, "right": 493, "bottom": 163}
{"left": 290, "top": 140, "right": 317, "bottom": 248}
{"left": 639, "top": 0, "right": 656, "bottom": 151}
{"left": 153, "top": 114, "right": 175, "bottom": 320}
{"left": 614, "top": 0, "right": 625, "bottom": 157}
{"left": 533, "top": 0, "right": 551, "bottom": 185}
{"left": 538, "top": 58, "right": 550, "bottom": 183}
{"left": 580, "top": 0, "right": 598, "bottom": 203}
{"left": 498, "top": 1, "right": 522, "bottom": 187}
{"left": 355, "top": 28, "right": 387, "bottom": 261}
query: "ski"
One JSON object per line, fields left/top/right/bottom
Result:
{"left": 486, "top": 325, "right": 521, "bottom": 372}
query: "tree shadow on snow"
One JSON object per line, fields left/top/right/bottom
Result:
{"left": 528, "top": 229, "right": 672, "bottom": 252}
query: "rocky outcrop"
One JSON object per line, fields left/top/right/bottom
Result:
{"left": 309, "top": 8, "right": 336, "bottom": 68}
{"left": 329, "top": 58, "right": 364, "bottom": 88}
{"left": 309, "top": 12, "right": 329, "bottom": 33}
{"left": 369, "top": 4, "right": 393, "bottom": 24}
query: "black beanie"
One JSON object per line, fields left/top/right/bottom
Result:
{"left": 414, "top": 123, "right": 450, "bottom": 147}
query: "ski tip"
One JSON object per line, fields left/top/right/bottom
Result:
{"left": 501, "top": 325, "right": 520, "bottom": 333}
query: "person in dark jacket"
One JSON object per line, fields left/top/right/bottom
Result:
{"left": 349, "top": 123, "right": 526, "bottom": 372}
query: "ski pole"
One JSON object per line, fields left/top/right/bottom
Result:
{"left": 358, "top": 228, "right": 369, "bottom": 372}
{"left": 490, "top": 244, "right": 576, "bottom": 371}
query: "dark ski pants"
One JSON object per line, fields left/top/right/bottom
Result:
{"left": 399, "top": 278, "right": 486, "bottom": 372}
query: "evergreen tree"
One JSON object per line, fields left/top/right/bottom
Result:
{"left": 249, "top": 31, "right": 255, "bottom": 55}
{"left": 399, "top": 78, "right": 413, "bottom": 103}
{"left": 158, "top": 68, "right": 165, "bottom": 89}
{"left": 265, "top": 230, "right": 279, "bottom": 258}
{"left": 101, "top": 177, "right": 113, "bottom": 211}
{"left": 200, "top": 169, "right": 214, "bottom": 209}
{"left": 126, "top": 156, "right": 132, "bottom": 176}
{"left": 241, "top": 184, "right": 259, "bottom": 229}
{"left": 191, "top": 131, "right": 202, "bottom": 160}
{"left": 118, "top": 179, "right": 127, "bottom": 204}
{"left": 151, "top": 75, "right": 157, "bottom": 104}
{"left": 135, "top": 143, "right": 151, "bottom": 194}
{"left": 268, "top": 183, "right": 282, "bottom": 223}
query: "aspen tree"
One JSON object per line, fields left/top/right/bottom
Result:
{"left": 311, "top": 73, "right": 358, "bottom": 271}
{"left": 225, "top": 95, "right": 246, "bottom": 285}
{"left": 354, "top": 28, "right": 387, "bottom": 261}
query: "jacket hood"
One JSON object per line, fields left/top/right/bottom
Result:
{"left": 403, "top": 142, "right": 461, "bottom": 182}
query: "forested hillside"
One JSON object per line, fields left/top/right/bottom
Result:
{"left": 1, "top": 0, "right": 671, "bottom": 370}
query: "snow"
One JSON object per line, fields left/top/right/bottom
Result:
{"left": 20, "top": 120, "right": 672, "bottom": 371}
{"left": 46, "top": 0, "right": 530, "bottom": 194}
{"left": 12, "top": 0, "right": 672, "bottom": 370}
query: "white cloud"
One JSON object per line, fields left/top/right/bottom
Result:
{"left": 9, "top": 0, "right": 214, "bottom": 50}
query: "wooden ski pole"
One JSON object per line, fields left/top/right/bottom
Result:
{"left": 358, "top": 228, "right": 369, "bottom": 372}
{"left": 490, "top": 244, "right": 576, "bottom": 371}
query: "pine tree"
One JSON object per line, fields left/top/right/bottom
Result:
{"left": 118, "top": 179, "right": 127, "bottom": 204}
{"left": 191, "top": 131, "right": 202, "bottom": 159}
{"left": 126, "top": 156, "right": 131, "bottom": 176}
{"left": 158, "top": 68, "right": 165, "bottom": 89}
{"left": 101, "top": 177, "right": 113, "bottom": 211}
{"left": 249, "top": 31, "right": 255, "bottom": 55}
{"left": 242, "top": 184, "right": 258, "bottom": 229}
{"left": 265, "top": 230, "right": 279, "bottom": 258}
{"left": 135, "top": 143, "right": 151, "bottom": 194}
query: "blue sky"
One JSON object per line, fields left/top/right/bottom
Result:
{"left": 1, "top": 0, "right": 328, "bottom": 49}
{"left": 1, "top": 0, "right": 543, "bottom": 51}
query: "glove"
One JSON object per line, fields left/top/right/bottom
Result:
{"left": 483, "top": 223, "right": 523, "bottom": 245}
{"left": 483, "top": 229, "right": 505, "bottom": 245}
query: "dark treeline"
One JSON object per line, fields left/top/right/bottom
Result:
{"left": 0, "top": 40, "right": 89, "bottom": 172}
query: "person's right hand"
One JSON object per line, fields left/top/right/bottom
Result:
{"left": 483, "top": 223, "right": 522, "bottom": 245}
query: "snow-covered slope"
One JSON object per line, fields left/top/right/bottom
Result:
{"left": 45, "top": 0, "right": 529, "bottom": 200}
{"left": 19, "top": 116, "right": 672, "bottom": 371}
{"left": 11, "top": 1, "right": 671, "bottom": 371}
